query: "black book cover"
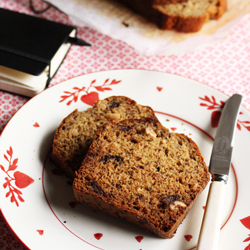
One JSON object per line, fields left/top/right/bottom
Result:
{"left": 0, "top": 8, "right": 76, "bottom": 76}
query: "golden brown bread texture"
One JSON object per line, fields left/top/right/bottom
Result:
{"left": 51, "top": 96, "right": 157, "bottom": 179}
{"left": 73, "top": 118, "right": 210, "bottom": 238}
{"left": 149, "top": 0, "right": 189, "bottom": 3}
{"left": 116, "top": 0, "right": 227, "bottom": 32}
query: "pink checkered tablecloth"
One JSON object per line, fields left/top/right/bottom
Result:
{"left": 0, "top": 0, "right": 250, "bottom": 249}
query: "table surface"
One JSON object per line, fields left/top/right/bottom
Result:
{"left": 0, "top": 0, "right": 250, "bottom": 249}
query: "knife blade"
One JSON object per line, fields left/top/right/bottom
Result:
{"left": 197, "top": 94, "right": 242, "bottom": 250}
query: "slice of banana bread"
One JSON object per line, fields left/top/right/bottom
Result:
{"left": 117, "top": 0, "right": 226, "bottom": 32}
{"left": 51, "top": 96, "right": 158, "bottom": 178}
{"left": 73, "top": 118, "right": 210, "bottom": 238}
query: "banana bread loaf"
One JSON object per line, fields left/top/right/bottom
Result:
{"left": 73, "top": 118, "right": 210, "bottom": 238}
{"left": 51, "top": 96, "right": 158, "bottom": 179}
{"left": 117, "top": 0, "right": 227, "bottom": 32}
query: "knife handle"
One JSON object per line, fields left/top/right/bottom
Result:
{"left": 197, "top": 181, "right": 226, "bottom": 250}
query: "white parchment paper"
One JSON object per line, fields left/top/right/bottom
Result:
{"left": 47, "top": 0, "right": 250, "bottom": 55}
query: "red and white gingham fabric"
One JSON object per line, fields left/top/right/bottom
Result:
{"left": 0, "top": 0, "right": 250, "bottom": 249}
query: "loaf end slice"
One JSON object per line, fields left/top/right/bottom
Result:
{"left": 117, "top": 0, "right": 227, "bottom": 32}
{"left": 51, "top": 96, "right": 158, "bottom": 178}
{"left": 154, "top": 0, "right": 227, "bottom": 32}
{"left": 73, "top": 118, "right": 210, "bottom": 238}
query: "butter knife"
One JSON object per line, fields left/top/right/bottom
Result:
{"left": 197, "top": 94, "right": 242, "bottom": 250}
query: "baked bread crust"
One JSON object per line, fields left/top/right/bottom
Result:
{"left": 150, "top": 0, "right": 189, "bottom": 4}
{"left": 51, "top": 96, "right": 157, "bottom": 178}
{"left": 73, "top": 118, "right": 210, "bottom": 238}
{"left": 116, "top": 0, "right": 227, "bottom": 32}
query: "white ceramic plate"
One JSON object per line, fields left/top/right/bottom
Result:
{"left": 1, "top": 69, "right": 250, "bottom": 250}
